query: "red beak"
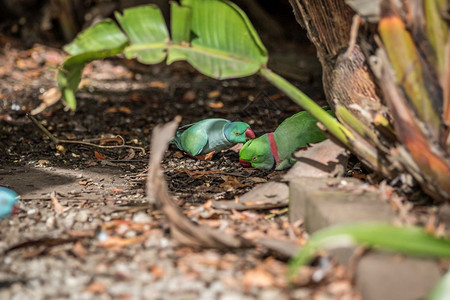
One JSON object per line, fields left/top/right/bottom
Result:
{"left": 245, "top": 128, "right": 255, "bottom": 139}
{"left": 239, "top": 158, "right": 252, "bottom": 168}
{"left": 11, "top": 204, "right": 19, "bottom": 215}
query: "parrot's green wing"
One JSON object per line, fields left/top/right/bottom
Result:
{"left": 275, "top": 110, "right": 330, "bottom": 152}
{"left": 180, "top": 128, "right": 208, "bottom": 156}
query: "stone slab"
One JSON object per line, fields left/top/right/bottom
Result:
{"left": 289, "top": 177, "right": 395, "bottom": 265}
{"left": 289, "top": 177, "right": 370, "bottom": 224}
{"left": 356, "top": 252, "right": 442, "bottom": 300}
{"left": 213, "top": 182, "right": 289, "bottom": 210}
{"left": 283, "top": 139, "right": 349, "bottom": 180}
{"left": 437, "top": 204, "right": 450, "bottom": 228}
{"left": 304, "top": 189, "right": 395, "bottom": 233}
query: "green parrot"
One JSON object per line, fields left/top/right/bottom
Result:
{"left": 171, "top": 118, "right": 255, "bottom": 156}
{"left": 0, "top": 187, "right": 19, "bottom": 219}
{"left": 239, "top": 110, "right": 332, "bottom": 170}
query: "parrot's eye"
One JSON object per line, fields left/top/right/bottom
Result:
{"left": 235, "top": 132, "right": 240, "bottom": 136}
{"left": 252, "top": 157, "right": 257, "bottom": 161}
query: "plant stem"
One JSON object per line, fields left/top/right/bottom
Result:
{"left": 259, "top": 67, "right": 352, "bottom": 147}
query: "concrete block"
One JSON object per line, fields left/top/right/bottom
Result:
{"left": 356, "top": 252, "right": 442, "bottom": 300}
{"left": 288, "top": 177, "right": 363, "bottom": 223}
{"left": 304, "top": 189, "right": 395, "bottom": 233}
{"left": 289, "top": 177, "right": 395, "bottom": 265}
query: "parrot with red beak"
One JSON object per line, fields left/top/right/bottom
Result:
{"left": 239, "top": 110, "right": 332, "bottom": 170}
{"left": 0, "top": 186, "right": 19, "bottom": 219}
{"left": 171, "top": 119, "right": 255, "bottom": 156}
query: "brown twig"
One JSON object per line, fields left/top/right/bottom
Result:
{"left": 28, "top": 114, "right": 146, "bottom": 155}
{"left": 146, "top": 116, "right": 252, "bottom": 249}
{"left": 344, "top": 15, "right": 362, "bottom": 58}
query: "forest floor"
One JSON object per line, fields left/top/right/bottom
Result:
{"left": 0, "top": 33, "right": 369, "bottom": 299}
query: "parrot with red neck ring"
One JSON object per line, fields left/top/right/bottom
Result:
{"left": 239, "top": 110, "right": 332, "bottom": 170}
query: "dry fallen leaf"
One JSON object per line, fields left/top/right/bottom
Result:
{"left": 249, "top": 177, "right": 267, "bottom": 183}
{"left": 208, "top": 101, "right": 224, "bottom": 108}
{"left": 72, "top": 241, "right": 87, "bottom": 259}
{"left": 172, "top": 151, "right": 184, "bottom": 159}
{"left": 181, "top": 90, "right": 196, "bottom": 102}
{"left": 269, "top": 93, "right": 283, "bottom": 100}
{"left": 150, "top": 266, "right": 165, "bottom": 279}
{"left": 84, "top": 282, "right": 107, "bottom": 294}
{"left": 50, "top": 191, "right": 64, "bottom": 214}
{"left": 118, "top": 106, "right": 132, "bottom": 114}
{"left": 220, "top": 175, "right": 244, "bottom": 190}
{"left": 204, "top": 150, "right": 215, "bottom": 161}
{"left": 98, "top": 235, "right": 147, "bottom": 249}
{"left": 243, "top": 268, "right": 275, "bottom": 288}
{"left": 207, "top": 90, "right": 221, "bottom": 98}
{"left": 31, "top": 87, "right": 62, "bottom": 115}
{"left": 94, "top": 151, "right": 107, "bottom": 160}
{"left": 105, "top": 107, "right": 131, "bottom": 114}
{"left": 40, "top": 87, "right": 61, "bottom": 105}
{"left": 105, "top": 107, "right": 118, "bottom": 114}
{"left": 148, "top": 80, "right": 168, "bottom": 89}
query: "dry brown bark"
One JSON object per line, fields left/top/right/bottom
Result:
{"left": 289, "top": 0, "right": 382, "bottom": 115}
{"left": 288, "top": 0, "right": 450, "bottom": 201}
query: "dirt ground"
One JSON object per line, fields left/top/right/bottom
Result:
{"left": 0, "top": 32, "right": 369, "bottom": 299}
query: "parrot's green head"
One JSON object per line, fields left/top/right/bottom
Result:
{"left": 224, "top": 122, "right": 255, "bottom": 143}
{"left": 239, "top": 135, "right": 274, "bottom": 169}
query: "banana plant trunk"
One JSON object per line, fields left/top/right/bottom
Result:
{"left": 288, "top": 0, "right": 450, "bottom": 202}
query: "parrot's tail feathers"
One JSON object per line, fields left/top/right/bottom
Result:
{"left": 170, "top": 134, "right": 183, "bottom": 150}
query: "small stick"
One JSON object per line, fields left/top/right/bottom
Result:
{"left": 265, "top": 207, "right": 288, "bottom": 219}
{"left": 28, "top": 114, "right": 146, "bottom": 155}
{"left": 344, "top": 15, "right": 362, "bottom": 58}
{"left": 50, "top": 191, "right": 64, "bottom": 214}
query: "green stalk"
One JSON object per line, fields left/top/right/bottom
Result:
{"left": 289, "top": 222, "right": 450, "bottom": 277}
{"left": 424, "top": 0, "right": 448, "bottom": 79}
{"left": 259, "top": 67, "right": 352, "bottom": 147}
{"left": 428, "top": 270, "right": 450, "bottom": 300}
{"left": 336, "top": 105, "right": 380, "bottom": 145}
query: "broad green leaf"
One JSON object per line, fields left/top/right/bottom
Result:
{"left": 64, "top": 19, "right": 128, "bottom": 55}
{"left": 171, "top": 2, "right": 192, "bottom": 44}
{"left": 58, "top": 1, "right": 269, "bottom": 109}
{"left": 59, "top": 19, "right": 128, "bottom": 109}
{"left": 167, "top": 0, "right": 268, "bottom": 79}
{"left": 115, "top": 5, "right": 169, "bottom": 64}
{"left": 168, "top": 2, "right": 192, "bottom": 63}
{"left": 428, "top": 270, "right": 450, "bottom": 300}
{"left": 289, "top": 222, "right": 450, "bottom": 276}
{"left": 58, "top": 47, "right": 126, "bottom": 110}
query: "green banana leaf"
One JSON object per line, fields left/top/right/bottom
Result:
{"left": 289, "top": 222, "right": 450, "bottom": 276}
{"left": 58, "top": 0, "right": 350, "bottom": 146}
{"left": 58, "top": 20, "right": 128, "bottom": 109}
{"left": 58, "top": 0, "right": 267, "bottom": 110}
